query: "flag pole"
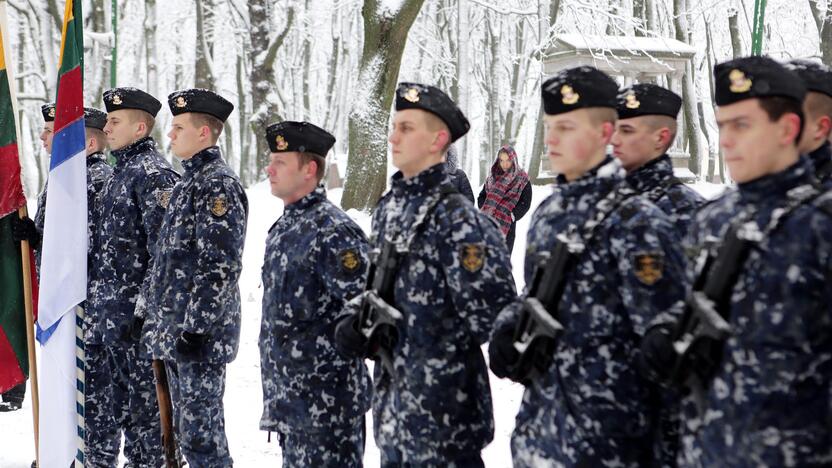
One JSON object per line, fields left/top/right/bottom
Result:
{"left": 18, "top": 206, "right": 39, "bottom": 468}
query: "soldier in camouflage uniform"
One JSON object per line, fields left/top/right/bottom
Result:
{"left": 788, "top": 59, "right": 832, "bottom": 185}
{"left": 610, "top": 83, "right": 704, "bottom": 467}
{"left": 488, "top": 67, "right": 688, "bottom": 468}
{"left": 259, "top": 121, "right": 372, "bottom": 467}
{"left": 143, "top": 88, "right": 246, "bottom": 467}
{"left": 89, "top": 87, "right": 178, "bottom": 467}
{"left": 643, "top": 56, "right": 832, "bottom": 468}
{"left": 334, "top": 82, "right": 517, "bottom": 467}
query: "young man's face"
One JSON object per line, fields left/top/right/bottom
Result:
{"left": 611, "top": 116, "right": 664, "bottom": 172}
{"left": 388, "top": 109, "right": 444, "bottom": 178}
{"left": 544, "top": 108, "right": 612, "bottom": 181}
{"left": 104, "top": 109, "right": 144, "bottom": 151}
{"left": 716, "top": 98, "right": 800, "bottom": 184}
{"left": 266, "top": 151, "right": 312, "bottom": 202}
{"left": 167, "top": 114, "right": 203, "bottom": 159}
{"left": 40, "top": 122, "right": 54, "bottom": 154}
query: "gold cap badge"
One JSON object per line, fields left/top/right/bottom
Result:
{"left": 112, "top": 94, "right": 123, "bottom": 105}
{"left": 634, "top": 253, "right": 664, "bottom": 286}
{"left": 460, "top": 244, "right": 485, "bottom": 273}
{"left": 403, "top": 87, "right": 420, "bottom": 103}
{"left": 561, "top": 85, "right": 579, "bottom": 105}
{"left": 275, "top": 135, "right": 288, "bottom": 151}
{"left": 625, "top": 92, "right": 641, "bottom": 109}
{"left": 175, "top": 96, "right": 187, "bottom": 108}
{"left": 48, "top": 107, "right": 56, "bottom": 118}
{"left": 729, "top": 69, "right": 752, "bottom": 93}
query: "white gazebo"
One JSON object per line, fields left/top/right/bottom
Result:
{"left": 541, "top": 34, "right": 698, "bottom": 180}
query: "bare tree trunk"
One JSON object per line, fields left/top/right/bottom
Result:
{"left": 673, "top": 0, "right": 706, "bottom": 178}
{"left": 341, "top": 0, "right": 426, "bottom": 211}
{"left": 236, "top": 55, "right": 252, "bottom": 183}
{"left": 195, "top": 0, "right": 216, "bottom": 89}
{"left": 248, "top": 0, "right": 295, "bottom": 182}
{"left": 529, "top": 0, "right": 561, "bottom": 183}
{"left": 728, "top": 6, "right": 743, "bottom": 58}
{"left": 808, "top": 0, "right": 832, "bottom": 63}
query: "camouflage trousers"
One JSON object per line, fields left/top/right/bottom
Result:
{"left": 107, "top": 340, "right": 163, "bottom": 467}
{"left": 83, "top": 344, "right": 120, "bottom": 467}
{"left": 167, "top": 359, "right": 232, "bottom": 468}
{"left": 277, "top": 417, "right": 365, "bottom": 468}
{"left": 379, "top": 446, "right": 484, "bottom": 468}
{"left": 511, "top": 418, "right": 653, "bottom": 468}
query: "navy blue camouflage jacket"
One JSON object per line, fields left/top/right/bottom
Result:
{"left": 350, "top": 163, "right": 516, "bottom": 464}
{"left": 681, "top": 157, "right": 832, "bottom": 467}
{"left": 626, "top": 154, "right": 704, "bottom": 240}
{"left": 143, "top": 146, "right": 247, "bottom": 364}
{"left": 808, "top": 141, "right": 832, "bottom": 186}
{"left": 259, "top": 186, "right": 372, "bottom": 434}
{"left": 88, "top": 138, "right": 178, "bottom": 345}
{"left": 494, "top": 157, "right": 687, "bottom": 459}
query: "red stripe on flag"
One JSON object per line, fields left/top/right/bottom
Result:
{"left": 53, "top": 66, "right": 83, "bottom": 133}
{"left": 0, "top": 327, "right": 25, "bottom": 393}
{"left": 0, "top": 142, "right": 25, "bottom": 217}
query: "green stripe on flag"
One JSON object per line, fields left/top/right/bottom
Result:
{"left": 0, "top": 213, "right": 27, "bottom": 393}
{"left": 0, "top": 70, "right": 16, "bottom": 147}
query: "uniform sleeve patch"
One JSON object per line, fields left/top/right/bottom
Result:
{"left": 460, "top": 243, "right": 485, "bottom": 273}
{"left": 155, "top": 190, "right": 172, "bottom": 209}
{"left": 339, "top": 248, "right": 362, "bottom": 274}
{"left": 633, "top": 252, "right": 664, "bottom": 286}
{"left": 210, "top": 195, "right": 228, "bottom": 217}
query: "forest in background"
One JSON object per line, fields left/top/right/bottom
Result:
{"left": 7, "top": 0, "right": 832, "bottom": 210}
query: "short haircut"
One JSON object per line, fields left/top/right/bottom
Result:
{"left": 757, "top": 96, "right": 804, "bottom": 145}
{"left": 298, "top": 152, "right": 326, "bottom": 182}
{"left": 85, "top": 128, "right": 106, "bottom": 152}
{"left": 585, "top": 107, "right": 618, "bottom": 126}
{"left": 423, "top": 111, "right": 452, "bottom": 153}
{"left": 804, "top": 92, "right": 832, "bottom": 128}
{"left": 644, "top": 115, "right": 678, "bottom": 153}
{"left": 125, "top": 108, "right": 155, "bottom": 137}
{"left": 189, "top": 112, "right": 224, "bottom": 143}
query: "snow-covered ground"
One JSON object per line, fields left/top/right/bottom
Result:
{"left": 0, "top": 179, "right": 726, "bottom": 467}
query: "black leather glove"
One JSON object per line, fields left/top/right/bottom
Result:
{"left": 120, "top": 317, "right": 145, "bottom": 342}
{"left": 488, "top": 324, "right": 520, "bottom": 379}
{"left": 176, "top": 331, "right": 208, "bottom": 360}
{"left": 11, "top": 216, "right": 41, "bottom": 250}
{"left": 333, "top": 314, "right": 368, "bottom": 359}
{"left": 638, "top": 324, "right": 677, "bottom": 383}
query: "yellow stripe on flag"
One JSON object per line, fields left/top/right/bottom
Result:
{"left": 57, "top": 0, "right": 74, "bottom": 66}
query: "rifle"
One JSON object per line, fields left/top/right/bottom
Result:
{"left": 507, "top": 240, "right": 575, "bottom": 382}
{"left": 357, "top": 241, "right": 402, "bottom": 375}
{"left": 668, "top": 223, "right": 753, "bottom": 393}
{"left": 152, "top": 360, "right": 181, "bottom": 468}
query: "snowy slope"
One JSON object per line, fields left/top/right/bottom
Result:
{"left": 0, "top": 180, "right": 723, "bottom": 467}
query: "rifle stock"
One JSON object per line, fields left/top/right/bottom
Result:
{"left": 152, "top": 360, "right": 180, "bottom": 468}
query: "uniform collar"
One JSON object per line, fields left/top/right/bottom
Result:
{"left": 807, "top": 141, "right": 831, "bottom": 174}
{"left": 625, "top": 154, "right": 673, "bottom": 193}
{"left": 737, "top": 156, "right": 814, "bottom": 202}
{"left": 86, "top": 151, "right": 108, "bottom": 167}
{"left": 284, "top": 185, "right": 327, "bottom": 214}
{"left": 555, "top": 155, "right": 625, "bottom": 196}
{"left": 111, "top": 136, "right": 156, "bottom": 168}
{"left": 390, "top": 163, "right": 447, "bottom": 196}
{"left": 181, "top": 146, "right": 222, "bottom": 174}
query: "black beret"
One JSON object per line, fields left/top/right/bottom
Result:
{"left": 542, "top": 66, "right": 619, "bottom": 116}
{"left": 41, "top": 103, "right": 56, "bottom": 122}
{"left": 714, "top": 56, "right": 806, "bottom": 106}
{"left": 168, "top": 88, "right": 234, "bottom": 122}
{"left": 786, "top": 59, "right": 832, "bottom": 99}
{"left": 265, "top": 121, "right": 336, "bottom": 156}
{"left": 617, "top": 83, "right": 682, "bottom": 119}
{"left": 395, "top": 82, "right": 470, "bottom": 142}
{"left": 83, "top": 107, "right": 107, "bottom": 130}
{"left": 103, "top": 87, "right": 162, "bottom": 116}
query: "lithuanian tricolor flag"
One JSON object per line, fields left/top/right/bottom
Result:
{"left": 0, "top": 0, "right": 35, "bottom": 395}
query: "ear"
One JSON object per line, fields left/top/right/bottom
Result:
{"left": 433, "top": 130, "right": 451, "bottom": 153}
{"left": 782, "top": 113, "right": 802, "bottom": 146}
{"left": 305, "top": 158, "right": 318, "bottom": 180}
{"left": 818, "top": 115, "right": 832, "bottom": 139}
{"left": 656, "top": 127, "right": 672, "bottom": 151}
{"left": 136, "top": 121, "right": 147, "bottom": 138}
{"left": 600, "top": 121, "right": 615, "bottom": 145}
{"left": 87, "top": 136, "right": 96, "bottom": 152}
